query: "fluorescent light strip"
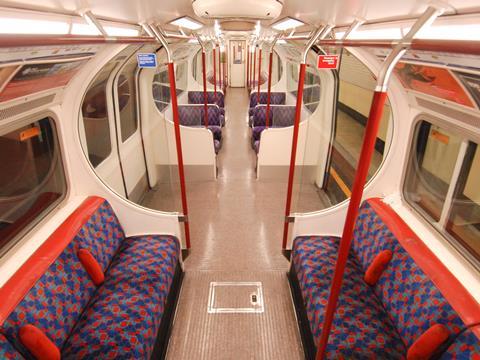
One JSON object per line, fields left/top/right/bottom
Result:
{"left": 272, "top": 17, "right": 304, "bottom": 31}
{"left": 416, "top": 24, "right": 480, "bottom": 40}
{"left": 169, "top": 16, "right": 203, "bottom": 30}
{"left": 104, "top": 26, "right": 139, "bottom": 37}
{"left": 0, "top": 18, "right": 69, "bottom": 34}
{"left": 71, "top": 23, "right": 100, "bottom": 36}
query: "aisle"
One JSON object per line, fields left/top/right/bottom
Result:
{"left": 183, "top": 88, "right": 290, "bottom": 271}
{"left": 166, "top": 88, "right": 304, "bottom": 359}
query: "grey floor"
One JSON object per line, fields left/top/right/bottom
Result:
{"left": 165, "top": 88, "right": 304, "bottom": 359}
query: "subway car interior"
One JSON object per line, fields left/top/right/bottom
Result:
{"left": 0, "top": 0, "right": 480, "bottom": 359}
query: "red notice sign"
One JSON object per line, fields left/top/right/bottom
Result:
{"left": 317, "top": 55, "right": 339, "bottom": 69}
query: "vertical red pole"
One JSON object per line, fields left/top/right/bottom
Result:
{"left": 168, "top": 62, "right": 191, "bottom": 249}
{"left": 219, "top": 47, "right": 222, "bottom": 90}
{"left": 251, "top": 50, "right": 254, "bottom": 90}
{"left": 201, "top": 50, "right": 209, "bottom": 127}
{"left": 246, "top": 45, "right": 250, "bottom": 88}
{"left": 253, "top": 47, "right": 257, "bottom": 94}
{"left": 257, "top": 48, "right": 262, "bottom": 103}
{"left": 265, "top": 51, "right": 273, "bottom": 128}
{"left": 316, "top": 91, "right": 388, "bottom": 359}
{"left": 282, "top": 63, "right": 306, "bottom": 249}
{"left": 213, "top": 47, "right": 217, "bottom": 100}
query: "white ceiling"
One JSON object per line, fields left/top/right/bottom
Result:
{"left": 0, "top": 0, "right": 478, "bottom": 28}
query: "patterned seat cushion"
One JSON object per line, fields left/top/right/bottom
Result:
{"left": 0, "top": 334, "right": 23, "bottom": 359}
{"left": 351, "top": 202, "right": 465, "bottom": 348}
{"left": 208, "top": 126, "right": 222, "bottom": 141}
{"left": 439, "top": 329, "right": 480, "bottom": 359}
{"left": 2, "top": 240, "right": 97, "bottom": 358}
{"left": 292, "top": 236, "right": 406, "bottom": 359}
{"left": 252, "top": 126, "right": 266, "bottom": 142}
{"left": 63, "top": 235, "right": 180, "bottom": 360}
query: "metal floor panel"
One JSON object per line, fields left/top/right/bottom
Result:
{"left": 166, "top": 271, "right": 304, "bottom": 360}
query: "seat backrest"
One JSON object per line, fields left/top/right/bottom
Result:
{"left": 178, "top": 105, "right": 222, "bottom": 127}
{"left": 351, "top": 199, "right": 480, "bottom": 349}
{"left": 178, "top": 105, "right": 202, "bottom": 126}
{"left": 271, "top": 106, "right": 296, "bottom": 127}
{"left": 440, "top": 329, "right": 480, "bottom": 358}
{"left": 0, "top": 197, "right": 124, "bottom": 358}
{"left": 250, "top": 92, "right": 286, "bottom": 108}
{"left": 252, "top": 105, "right": 273, "bottom": 127}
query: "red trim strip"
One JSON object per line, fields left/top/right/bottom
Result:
{"left": 0, "top": 196, "right": 105, "bottom": 325}
{"left": 367, "top": 198, "right": 480, "bottom": 330}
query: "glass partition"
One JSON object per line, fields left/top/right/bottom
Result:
{"left": 291, "top": 48, "right": 392, "bottom": 213}
{"left": 80, "top": 45, "right": 182, "bottom": 214}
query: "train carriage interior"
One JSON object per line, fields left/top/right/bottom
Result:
{"left": 0, "top": 0, "right": 480, "bottom": 359}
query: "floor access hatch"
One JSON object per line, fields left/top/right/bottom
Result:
{"left": 207, "top": 281, "right": 264, "bottom": 314}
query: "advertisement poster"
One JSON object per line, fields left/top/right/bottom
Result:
{"left": 394, "top": 63, "right": 475, "bottom": 108}
{"left": 0, "top": 59, "right": 88, "bottom": 102}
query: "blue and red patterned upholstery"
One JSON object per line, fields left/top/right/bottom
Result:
{"left": 0, "top": 334, "right": 23, "bottom": 359}
{"left": 291, "top": 198, "right": 480, "bottom": 358}
{"left": 63, "top": 235, "right": 179, "bottom": 359}
{"left": 0, "top": 197, "right": 181, "bottom": 359}
{"left": 439, "top": 329, "right": 480, "bottom": 359}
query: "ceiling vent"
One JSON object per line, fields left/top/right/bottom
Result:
{"left": 192, "top": 0, "right": 283, "bottom": 20}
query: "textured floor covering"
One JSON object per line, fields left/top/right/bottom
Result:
{"left": 165, "top": 89, "right": 304, "bottom": 359}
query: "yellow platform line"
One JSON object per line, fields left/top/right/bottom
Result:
{"left": 330, "top": 167, "right": 352, "bottom": 198}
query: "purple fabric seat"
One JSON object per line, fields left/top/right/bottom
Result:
{"left": 291, "top": 199, "right": 478, "bottom": 358}
{"left": 178, "top": 105, "right": 224, "bottom": 146}
{"left": 251, "top": 105, "right": 296, "bottom": 150}
{"left": 0, "top": 197, "right": 181, "bottom": 359}
{"left": 187, "top": 91, "right": 225, "bottom": 118}
{"left": 249, "top": 92, "right": 286, "bottom": 116}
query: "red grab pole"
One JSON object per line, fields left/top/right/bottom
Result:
{"left": 316, "top": 91, "right": 388, "bottom": 358}
{"left": 265, "top": 51, "right": 273, "bottom": 128}
{"left": 253, "top": 47, "right": 257, "bottom": 94}
{"left": 257, "top": 48, "right": 262, "bottom": 103}
{"left": 246, "top": 45, "right": 250, "bottom": 88}
{"left": 213, "top": 47, "right": 217, "bottom": 100}
{"left": 201, "top": 50, "right": 209, "bottom": 127}
{"left": 219, "top": 47, "right": 222, "bottom": 90}
{"left": 282, "top": 63, "right": 307, "bottom": 249}
{"left": 168, "top": 62, "right": 191, "bottom": 249}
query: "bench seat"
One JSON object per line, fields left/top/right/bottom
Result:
{"left": 293, "top": 236, "right": 406, "bottom": 358}
{"left": 291, "top": 198, "right": 480, "bottom": 359}
{"left": 63, "top": 235, "right": 179, "bottom": 359}
{"left": 0, "top": 197, "right": 182, "bottom": 359}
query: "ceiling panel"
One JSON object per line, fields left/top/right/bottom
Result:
{"left": 0, "top": 0, "right": 478, "bottom": 28}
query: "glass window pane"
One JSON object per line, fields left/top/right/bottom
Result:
{"left": 325, "top": 49, "right": 391, "bottom": 204}
{"left": 404, "top": 121, "right": 462, "bottom": 222}
{"left": 0, "top": 118, "right": 66, "bottom": 255}
{"left": 117, "top": 58, "right": 138, "bottom": 142}
{"left": 81, "top": 63, "right": 115, "bottom": 167}
{"left": 447, "top": 144, "right": 480, "bottom": 262}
